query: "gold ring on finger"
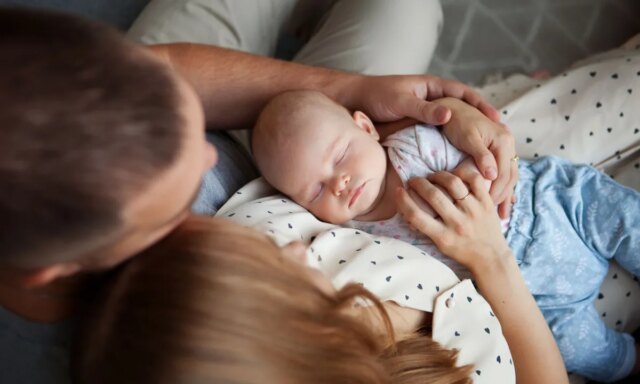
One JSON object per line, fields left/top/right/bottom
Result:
{"left": 455, "top": 191, "right": 471, "bottom": 201}
{"left": 511, "top": 155, "right": 520, "bottom": 164}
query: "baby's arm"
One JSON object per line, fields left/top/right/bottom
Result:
{"left": 432, "top": 98, "right": 496, "bottom": 202}
{"left": 387, "top": 98, "right": 499, "bottom": 219}
{"left": 405, "top": 159, "right": 490, "bottom": 220}
{"left": 432, "top": 97, "right": 516, "bottom": 217}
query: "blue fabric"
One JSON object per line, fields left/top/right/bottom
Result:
{"left": 0, "top": 306, "right": 73, "bottom": 384}
{"left": 192, "top": 132, "right": 258, "bottom": 216}
{"left": 507, "top": 156, "right": 640, "bottom": 382}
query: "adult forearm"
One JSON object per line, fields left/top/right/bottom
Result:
{"left": 149, "top": 43, "right": 360, "bottom": 130}
{"left": 399, "top": 172, "right": 562, "bottom": 382}
{"left": 471, "top": 253, "right": 568, "bottom": 384}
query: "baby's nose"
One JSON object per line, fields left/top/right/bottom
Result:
{"left": 332, "top": 174, "right": 351, "bottom": 197}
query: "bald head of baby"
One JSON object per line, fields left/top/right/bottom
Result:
{"left": 253, "top": 90, "right": 350, "bottom": 151}
{"left": 253, "top": 90, "right": 354, "bottom": 190}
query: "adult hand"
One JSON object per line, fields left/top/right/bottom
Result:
{"left": 346, "top": 74, "right": 500, "bottom": 127}
{"left": 398, "top": 173, "right": 569, "bottom": 384}
{"left": 346, "top": 76, "right": 515, "bottom": 216}
{"left": 396, "top": 171, "right": 511, "bottom": 272}
{"left": 432, "top": 97, "right": 517, "bottom": 218}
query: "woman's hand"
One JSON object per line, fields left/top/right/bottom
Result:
{"left": 431, "top": 97, "right": 518, "bottom": 219}
{"left": 397, "top": 170, "right": 569, "bottom": 384}
{"left": 396, "top": 169, "right": 510, "bottom": 273}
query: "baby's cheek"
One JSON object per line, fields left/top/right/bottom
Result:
{"left": 328, "top": 210, "right": 351, "bottom": 225}
{"left": 308, "top": 202, "right": 336, "bottom": 223}
{"left": 306, "top": 204, "right": 324, "bottom": 218}
{"left": 315, "top": 204, "right": 351, "bottom": 225}
{"left": 295, "top": 199, "right": 321, "bottom": 218}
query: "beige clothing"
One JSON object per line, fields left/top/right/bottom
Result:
{"left": 217, "top": 177, "right": 516, "bottom": 384}
{"left": 128, "top": 0, "right": 442, "bottom": 75}
{"left": 127, "top": 0, "right": 444, "bottom": 150}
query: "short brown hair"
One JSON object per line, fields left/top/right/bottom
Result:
{"left": 0, "top": 8, "right": 185, "bottom": 268}
{"left": 74, "top": 218, "right": 472, "bottom": 384}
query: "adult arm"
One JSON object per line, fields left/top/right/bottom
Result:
{"left": 148, "top": 43, "right": 498, "bottom": 129}
{"left": 150, "top": 43, "right": 514, "bottom": 201}
{"left": 396, "top": 171, "right": 568, "bottom": 384}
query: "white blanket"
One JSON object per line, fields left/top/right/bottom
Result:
{"left": 217, "top": 179, "right": 515, "bottom": 384}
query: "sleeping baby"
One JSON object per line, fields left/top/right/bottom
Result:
{"left": 251, "top": 90, "right": 640, "bottom": 383}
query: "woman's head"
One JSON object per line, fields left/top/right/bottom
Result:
{"left": 74, "top": 217, "right": 472, "bottom": 384}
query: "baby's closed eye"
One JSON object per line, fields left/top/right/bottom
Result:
{"left": 309, "top": 184, "right": 324, "bottom": 203}
{"left": 336, "top": 144, "right": 349, "bottom": 165}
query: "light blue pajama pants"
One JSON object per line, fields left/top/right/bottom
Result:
{"left": 507, "top": 156, "right": 640, "bottom": 382}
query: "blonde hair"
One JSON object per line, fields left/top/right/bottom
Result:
{"left": 74, "top": 217, "right": 472, "bottom": 384}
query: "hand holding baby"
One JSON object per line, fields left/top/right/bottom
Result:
{"left": 434, "top": 97, "right": 518, "bottom": 218}
{"left": 396, "top": 171, "right": 511, "bottom": 274}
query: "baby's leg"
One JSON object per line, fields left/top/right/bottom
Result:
{"left": 546, "top": 161, "right": 640, "bottom": 379}
{"left": 512, "top": 157, "right": 640, "bottom": 381}
{"left": 573, "top": 164, "right": 640, "bottom": 278}
{"left": 541, "top": 303, "right": 636, "bottom": 382}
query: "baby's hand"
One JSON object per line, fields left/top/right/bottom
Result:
{"left": 398, "top": 101, "right": 501, "bottom": 229}
{"left": 431, "top": 97, "right": 517, "bottom": 219}
{"left": 452, "top": 158, "right": 492, "bottom": 194}
{"left": 404, "top": 159, "right": 490, "bottom": 222}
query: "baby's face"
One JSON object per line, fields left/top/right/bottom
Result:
{"left": 264, "top": 111, "right": 387, "bottom": 224}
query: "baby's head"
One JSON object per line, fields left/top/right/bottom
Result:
{"left": 253, "top": 90, "right": 387, "bottom": 224}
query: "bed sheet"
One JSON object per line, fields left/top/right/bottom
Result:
{"left": 476, "top": 43, "right": 640, "bottom": 384}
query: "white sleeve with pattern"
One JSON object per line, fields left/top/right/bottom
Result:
{"left": 384, "top": 124, "right": 467, "bottom": 183}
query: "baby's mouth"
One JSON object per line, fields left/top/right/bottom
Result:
{"left": 348, "top": 182, "right": 366, "bottom": 208}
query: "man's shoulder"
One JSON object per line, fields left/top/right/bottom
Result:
{"left": 0, "top": 306, "right": 72, "bottom": 384}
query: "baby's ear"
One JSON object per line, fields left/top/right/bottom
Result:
{"left": 352, "top": 111, "right": 379, "bottom": 141}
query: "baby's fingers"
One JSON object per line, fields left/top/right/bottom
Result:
{"left": 452, "top": 167, "right": 493, "bottom": 208}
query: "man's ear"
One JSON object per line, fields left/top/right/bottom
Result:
{"left": 352, "top": 111, "right": 379, "bottom": 140}
{"left": 20, "top": 263, "right": 82, "bottom": 289}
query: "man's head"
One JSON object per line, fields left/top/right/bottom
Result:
{"left": 253, "top": 91, "right": 386, "bottom": 224}
{"left": 0, "top": 8, "right": 216, "bottom": 286}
